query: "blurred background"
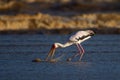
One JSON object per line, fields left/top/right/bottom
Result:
{"left": 0, "top": 0, "right": 120, "bottom": 34}
{"left": 0, "top": 1, "right": 120, "bottom": 80}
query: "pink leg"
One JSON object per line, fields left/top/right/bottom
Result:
{"left": 71, "top": 44, "right": 82, "bottom": 58}
{"left": 67, "top": 44, "right": 82, "bottom": 61}
{"left": 78, "top": 44, "right": 85, "bottom": 61}
{"left": 77, "top": 44, "right": 82, "bottom": 55}
{"left": 67, "top": 44, "right": 85, "bottom": 61}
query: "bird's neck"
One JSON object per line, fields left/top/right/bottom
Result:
{"left": 55, "top": 41, "right": 73, "bottom": 48}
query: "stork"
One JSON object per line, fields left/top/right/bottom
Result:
{"left": 45, "top": 30, "right": 95, "bottom": 61}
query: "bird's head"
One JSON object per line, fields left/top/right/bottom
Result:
{"left": 46, "top": 43, "right": 62, "bottom": 60}
{"left": 48, "top": 43, "right": 59, "bottom": 55}
{"left": 53, "top": 43, "right": 60, "bottom": 48}
{"left": 52, "top": 43, "right": 58, "bottom": 49}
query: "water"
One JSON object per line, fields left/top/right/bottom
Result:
{"left": 0, "top": 34, "right": 120, "bottom": 80}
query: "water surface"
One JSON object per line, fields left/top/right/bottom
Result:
{"left": 0, "top": 34, "right": 120, "bottom": 80}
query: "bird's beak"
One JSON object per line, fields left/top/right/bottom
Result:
{"left": 45, "top": 45, "right": 56, "bottom": 61}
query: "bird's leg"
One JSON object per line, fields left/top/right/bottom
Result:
{"left": 78, "top": 44, "right": 85, "bottom": 61}
{"left": 67, "top": 53, "right": 79, "bottom": 61}
{"left": 72, "top": 44, "right": 82, "bottom": 58}
{"left": 67, "top": 44, "right": 81, "bottom": 61}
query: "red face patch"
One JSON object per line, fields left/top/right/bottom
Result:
{"left": 52, "top": 44, "right": 56, "bottom": 48}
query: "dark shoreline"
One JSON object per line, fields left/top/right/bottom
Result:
{"left": 0, "top": 28, "right": 120, "bottom": 34}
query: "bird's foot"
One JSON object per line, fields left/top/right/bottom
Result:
{"left": 66, "top": 58, "right": 72, "bottom": 61}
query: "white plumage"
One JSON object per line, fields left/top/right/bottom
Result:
{"left": 70, "top": 31, "right": 90, "bottom": 42}
{"left": 46, "top": 30, "right": 95, "bottom": 61}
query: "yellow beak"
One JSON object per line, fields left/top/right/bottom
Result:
{"left": 46, "top": 45, "right": 56, "bottom": 61}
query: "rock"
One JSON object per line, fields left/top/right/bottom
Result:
{"left": 32, "top": 58, "right": 42, "bottom": 62}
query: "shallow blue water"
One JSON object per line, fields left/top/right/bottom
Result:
{"left": 0, "top": 34, "right": 120, "bottom": 80}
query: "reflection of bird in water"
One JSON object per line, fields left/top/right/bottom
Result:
{"left": 46, "top": 30, "right": 95, "bottom": 61}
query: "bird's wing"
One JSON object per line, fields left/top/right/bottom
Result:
{"left": 69, "top": 31, "right": 90, "bottom": 42}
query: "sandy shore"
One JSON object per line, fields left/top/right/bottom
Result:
{"left": 0, "top": 13, "right": 120, "bottom": 34}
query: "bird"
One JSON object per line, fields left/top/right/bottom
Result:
{"left": 45, "top": 30, "right": 95, "bottom": 61}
